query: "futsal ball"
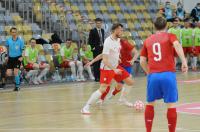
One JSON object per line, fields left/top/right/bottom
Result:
{"left": 133, "top": 100, "right": 145, "bottom": 111}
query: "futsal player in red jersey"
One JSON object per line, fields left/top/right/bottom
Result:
{"left": 140, "top": 17, "right": 188, "bottom": 132}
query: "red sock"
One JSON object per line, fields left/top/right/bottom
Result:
{"left": 167, "top": 108, "right": 177, "bottom": 132}
{"left": 145, "top": 105, "right": 154, "bottom": 132}
{"left": 100, "top": 86, "right": 110, "bottom": 100}
{"left": 112, "top": 88, "right": 121, "bottom": 96}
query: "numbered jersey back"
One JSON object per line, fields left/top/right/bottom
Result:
{"left": 140, "top": 32, "right": 178, "bottom": 73}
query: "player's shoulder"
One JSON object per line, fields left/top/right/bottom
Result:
{"left": 144, "top": 34, "right": 155, "bottom": 43}
{"left": 104, "top": 36, "right": 112, "bottom": 43}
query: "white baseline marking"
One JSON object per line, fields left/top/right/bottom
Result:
{"left": 0, "top": 127, "right": 199, "bottom": 132}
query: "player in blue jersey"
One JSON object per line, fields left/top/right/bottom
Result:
{"left": 6, "top": 27, "right": 24, "bottom": 91}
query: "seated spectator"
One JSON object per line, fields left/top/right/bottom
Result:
{"left": 49, "top": 31, "right": 63, "bottom": 44}
{"left": 168, "top": 17, "right": 182, "bottom": 42}
{"left": 80, "top": 44, "right": 95, "bottom": 80}
{"left": 24, "top": 38, "right": 50, "bottom": 84}
{"left": 60, "top": 39, "right": 85, "bottom": 81}
{"left": 162, "top": 1, "right": 175, "bottom": 22}
{"left": 52, "top": 44, "right": 62, "bottom": 82}
{"left": 37, "top": 50, "right": 50, "bottom": 83}
{"left": 176, "top": 2, "right": 186, "bottom": 21}
{"left": 191, "top": 3, "right": 200, "bottom": 22}
{"left": 0, "top": 46, "right": 7, "bottom": 88}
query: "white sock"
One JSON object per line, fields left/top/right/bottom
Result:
{"left": 192, "top": 57, "right": 197, "bottom": 68}
{"left": 26, "top": 70, "right": 34, "bottom": 79}
{"left": 119, "top": 86, "right": 131, "bottom": 100}
{"left": 77, "top": 61, "right": 84, "bottom": 78}
{"left": 86, "top": 90, "right": 102, "bottom": 107}
{"left": 38, "top": 68, "right": 49, "bottom": 80}
{"left": 85, "top": 66, "right": 94, "bottom": 78}
{"left": 69, "top": 62, "right": 76, "bottom": 77}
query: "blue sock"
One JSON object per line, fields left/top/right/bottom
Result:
{"left": 15, "top": 75, "right": 20, "bottom": 87}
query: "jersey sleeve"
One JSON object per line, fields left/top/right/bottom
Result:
{"left": 169, "top": 33, "right": 178, "bottom": 45}
{"left": 140, "top": 41, "right": 147, "bottom": 57}
{"left": 102, "top": 39, "right": 111, "bottom": 55}
{"left": 24, "top": 48, "right": 29, "bottom": 57}
{"left": 80, "top": 50, "right": 85, "bottom": 57}
{"left": 60, "top": 48, "right": 65, "bottom": 56}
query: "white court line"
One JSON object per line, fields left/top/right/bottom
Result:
{"left": 0, "top": 127, "right": 199, "bottom": 131}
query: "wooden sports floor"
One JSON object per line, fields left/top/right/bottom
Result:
{"left": 0, "top": 72, "right": 199, "bottom": 132}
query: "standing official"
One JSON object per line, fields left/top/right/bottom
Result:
{"left": 88, "top": 18, "right": 105, "bottom": 82}
{"left": 6, "top": 27, "right": 24, "bottom": 91}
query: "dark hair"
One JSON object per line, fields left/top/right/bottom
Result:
{"left": 66, "top": 38, "right": 72, "bottom": 41}
{"left": 173, "top": 17, "right": 180, "bottom": 22}
{"left": 154, "top": 17, "right": 167, "bottom": 30}
{"left": 111, "top": 23, "right": 123, "bottom": 31}
{"left": 95, "top": 18, "right": 103, "bottom": 22}
{"left": 30, "top": 38, "right": 36, "bottom": 42}
{"left": 10, "top": 27, "right": 17, "bottom": 32}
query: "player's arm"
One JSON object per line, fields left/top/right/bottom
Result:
{"left": 24, "top": 49, "right": 33, "bottom": 64}
{"left": 18, "top": 40, "right": 25, "bottom": 62}
{"left": 60, "top": 48, "right": 71, "bottom": 62}
{"left": 140, "top": 41, "right": 149, "bottom": 74}
{"left": 131, "top": 48, "right": 139, "bottom": 64}
{"left": 5, "top": 39, "right": 9, "bottom": 57}
{"left": 173, "top": 40, "right": 188, "bottom": 72}
{"left": 85, "top": 54, "right": 102, "bottom": 67}
{"left": 140, "top": 56, "right": 149, "bottom": 74}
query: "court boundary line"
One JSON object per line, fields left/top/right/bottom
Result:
{"left": 176, "top": 102, "right": 200, "bottom": 116}
{"left": 0, "top": 127, "right": 199, "bottom": 131}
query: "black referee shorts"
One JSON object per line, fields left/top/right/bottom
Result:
{"left": 7, "top": 56, "right": 22, "bottom": 69}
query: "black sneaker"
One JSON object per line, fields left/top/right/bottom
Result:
{"left": 1, "top": 83, "right": 5, "bottom": 89}
{"left": 14, "top": 87, "right": 20, "bottom": 91}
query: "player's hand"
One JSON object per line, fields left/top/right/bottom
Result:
{"left": 18, "top": 57, "right": 23, "bottom": 62}
{"left": 128, "top": 59, "right": 135, "bottom": 65}
{"left": 84, "top": 62, "right": 92, "bottom": 67}
{"left": 181, "top": 61, "right": 188, "bottom": 73}
{"left": 113, "top": 68, "right": 122, "bottom": 74}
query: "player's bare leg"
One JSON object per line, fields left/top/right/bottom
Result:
{"left": 145, "top": 102, "right": 155, "bottom": 132}
{"left": 81, "top": 84, "right": 108, "bottom": 114}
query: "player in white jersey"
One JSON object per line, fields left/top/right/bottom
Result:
{"left": 81, "top": 23, "right": 134, "bottom": 114}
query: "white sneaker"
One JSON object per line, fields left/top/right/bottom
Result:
{"left": 89, "top": 76, "right": 95, "bottom": 80}
{"left": 33, "top": 78, "right": 39, "bottom": 85}
{"left": 105, "top": 94, "right": 113, "bottom": 100}
{"left": 96, "top": 99, "right": 104, "bottom": 105}
{"left": 81, "top": 105, "right": 91, "bottom": 115}
{"left": 37, "top": 78, "right": 44, "bottom": 84}
{"left": 80, "top": 76, "right": 86, "bottom": 81}
{"left": 119, "top": 98, "right": 134, "bottom": 107}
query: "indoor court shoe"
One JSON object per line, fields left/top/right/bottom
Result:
{"left": 81, "top": 106, "right": 91, "bottom": 115}
{"left": 96, "top": 99, "right": 104, "bottom": 106}
{"left": 119, "top": 98, "right": 134, "bottom": 107}
{"left": 13, "top": 87, "right": 20, "bottom": 91}
{"left": 37, "top": 78, "right": 44, "bottom": 84}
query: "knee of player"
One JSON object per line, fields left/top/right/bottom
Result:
{"left": 99, "top": 84, "right": 109, "bottom": 93}
{"left": 69, "top": 62, "right": 75, "bottom": 67}
{"left": 76, "top": 61, "right": 83, "bottom": 66}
